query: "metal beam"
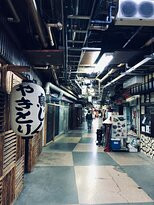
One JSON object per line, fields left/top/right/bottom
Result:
{"left": 69, "top": 60, "right": 79, "bottom": 63}
{"left": 67, "top": 15, "right": 90, "bottom": 20}
{"left": 68, "top": 40, "right": 84, "bottom": 43}
{"left": 68, "top": 48, "right": 81, "bottom": 51}
{"left": 103, "top": 55, "right": 153, "bottom": 88}
{"left": 83, "top": 0, "right": 97, "bottom": 47}
{"left": 68, "top": 55, "right": 80, "bottom": 57}
{"left": 1, "top": 65, "right": 30, "bottom": 72}
{"left": 68, "top": 30, "right": 87, "bottom": 33}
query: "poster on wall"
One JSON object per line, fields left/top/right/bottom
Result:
{"left": 112, "top": 115, "right": 127, "bottom": 139}
{"left": 146, "top": 125, "right": 150, "bottom": 134}
{"left": 141, "top": 106, "right": 145, "bottom": 114}
{"left": 141, "top": 126, "right": 145, "bottom": 132}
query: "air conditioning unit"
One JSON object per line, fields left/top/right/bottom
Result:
{"left": 115, "top": 0, "right": 154, "bottom": 26}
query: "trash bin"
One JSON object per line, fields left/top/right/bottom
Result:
{"left": 110, "top": 139, "right": 121, "bottom": 151}
{"left": 96, "top": 129, "right": 102, "bottom": 146}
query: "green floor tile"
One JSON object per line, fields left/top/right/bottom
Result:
{"left": 14, "top": 167, "right": 79, "bottom": 205}
{"left": 73, "top": 152, "right": 118, "bottom": 166}
{"left": 79, "top": 137, "right": 94, "bottom": 143}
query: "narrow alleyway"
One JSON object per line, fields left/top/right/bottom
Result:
{"left": 15, "top": 119, "right": 154, "bottom": 205}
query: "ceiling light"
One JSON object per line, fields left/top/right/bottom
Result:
{"left": 117, "top": 63, "right": 125, "bottom": 67}
{"left": 77, "top": 67, "right": 94, "bottom": 74}
{"left": 79, "top": 51, "right": 100, "bottom": 66}
{"left": 95, "top": 53, "right": 113, "bottom": 73}
{"left": 79, "top": 48, "right": 101, "bottom": 67}
{"left": 82, "top": 47, "right": 101, "bottom": 51}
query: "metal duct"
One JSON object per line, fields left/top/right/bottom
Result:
{"left": 45, "top": 82, "right": 77, "bottom": 101}
{"left": 26, "top": 0, "right": 48, "bottom": 48}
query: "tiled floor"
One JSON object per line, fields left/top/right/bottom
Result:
{"left": 15, "top": 119, "right": 154, "bottom": 205}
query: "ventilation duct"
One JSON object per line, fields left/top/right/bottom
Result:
{"left": 45, "top": 82, "right": 77, "bottom": 101}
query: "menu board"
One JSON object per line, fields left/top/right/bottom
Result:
{"left": 112, "top": 115, "right": 127, "bottom": 139}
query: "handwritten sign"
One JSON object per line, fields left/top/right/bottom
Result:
{"left": 10, "top": 82, "right": 46, "bottom": 137}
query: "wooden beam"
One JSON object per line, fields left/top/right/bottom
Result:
{"left": 0, "top": 65, "right": 30, "bottom": 72}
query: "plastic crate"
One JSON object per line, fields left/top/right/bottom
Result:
{"left": 110, "top": 139, "right": 121, "bottom": 150}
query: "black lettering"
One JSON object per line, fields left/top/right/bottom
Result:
{"left": 25, "top": 124, "right": 32, "bottom": 135}
{"left": 15, "top": 97, "right": 33, "bottom": 111}
{"left": 17, "top": 124, "right": 32, "bottom": 135}
{"left": 38, "top": 93, "right": 45, "bottom": 106}
{"left": 16, "top": 84, "right": 34, "bottom": 96}
{"left": 16, "top": 111, "right": 33, "bottom": 124}
{"left": 38, "top": 107, "right": 44, "bottom": 121}
{"left": 31, "top": 122, "right": 42, "bottom": 134}
{"left": 17, "top": 125, "right": 23, "bottom": 133}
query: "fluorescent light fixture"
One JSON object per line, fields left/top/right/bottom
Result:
{"left": 96, "top": 68, "right": 116, "bottom": 82}
{"left": 82, "top": 47, "right": 101, "bottom": 51}
{"left": 77, "top": 67, "right": 94, "bottom": 74}
{"left": 117, "top": 63, "right": 125, "bottom": 67}
{"left": 79, "top": 51, "right": 100, "bottom": 66}
{"left": 79, "top": 48, "right": 101, "bottom": 67}
{"left": 87, "top": 68, "right": 94, "bottom": 74}
{"left": 95, "top": 53, "right": 113, "bottom": 73}
{"left": 126, "top": 95, "right": 140, "bottom": 102}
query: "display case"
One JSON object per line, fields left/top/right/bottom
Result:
{"left": 130, "top": 72, "right": 154, "bottom": 95}
{"left": 140, "top": 93, "right": 154, "bottom": 137}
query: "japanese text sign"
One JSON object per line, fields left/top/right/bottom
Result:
{"left": 10, "top": 82, "right": 46, "bottom": 137}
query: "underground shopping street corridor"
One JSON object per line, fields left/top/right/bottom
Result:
{"left": 15, "top": 119, "right": 154, "bottom": 205}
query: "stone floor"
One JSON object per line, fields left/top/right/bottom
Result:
{"left": 15, "top": 118, "right": 154, "bottom": 205}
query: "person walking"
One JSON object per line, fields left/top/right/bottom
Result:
{"left": 86, "top": 110, "right": 93, "bottom": 130}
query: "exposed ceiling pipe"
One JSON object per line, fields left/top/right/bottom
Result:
{"left": 47, "top": 22, "right": 63, "bottom": 30}
{"left": 47, "top": 22, "right": 63, "bottom": 46}
{"left": 45, "top": 82, "right": 77, "bottom": 101}
{"left": 91, "top": 5, "right": 115, "bottom": 25}
{"left": 141, "top": 37, "right": 154, "bottom": 48}
{"left": 60, "top": 85, "right": 77, "bottom": 97}
{"left": 51, "top": 67, "right": 59, "bottom": 86}
{"left": 89, "top": 25, "right": 109, "bottom": 31}
{"left": 61, "top": 0, "right": 68, "bottom": 85}
{"left": 103, "top": 55, "right": 153, "bottom": 89}
{"left": 26, "top": 0, "right": 48, "bottom": 48}
{"left": 33, "top": 66, "right": 48, "bottom": 69}
{"left": 6, "top": 0, "right": 20, "bottom": 23}
{"left": 123, "top": 27, "right": 143, "bottom": 48}
{"left": 74, "top": 80, "right": 82, "bottom": 90}
{"left": 47, "top": 26, "right": 54, "bottom": 46}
